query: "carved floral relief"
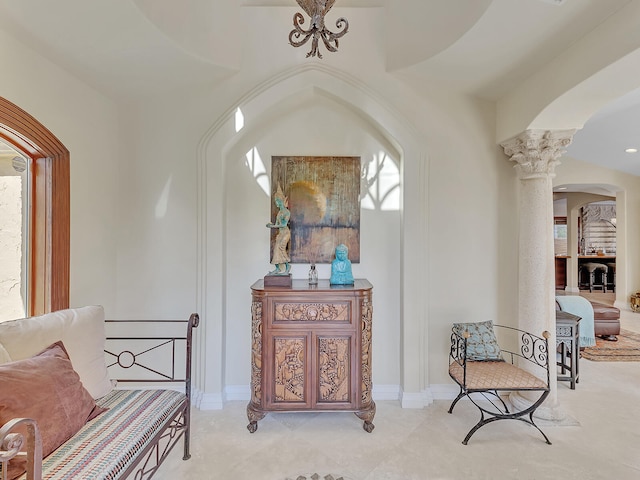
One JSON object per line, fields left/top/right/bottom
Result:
{"left": 274, "top": 302, "right": 350, "bottom": 322}
{"left": 360, "top": 298, "right": 373, "bottom": 404}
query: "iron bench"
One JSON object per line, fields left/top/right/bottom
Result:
{"left": 1, "top": 313, "right": 199, "bottom": 480}
{"left": 448, "top": 323, "right": 551, "bottom": 445}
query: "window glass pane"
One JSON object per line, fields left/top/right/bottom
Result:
{"left": 0, "top": 141, "right": 30, "bottom": 321}
{"left": 554, "top": 224, "right": 567, "bottom": 240}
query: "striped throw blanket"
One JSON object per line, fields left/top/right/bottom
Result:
{"left": 16, "top": 389, "right": 185, "bottom": 480}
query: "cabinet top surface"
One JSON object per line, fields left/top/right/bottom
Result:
{"left": 251, "top": 278, "right": 372, "bottom": 292}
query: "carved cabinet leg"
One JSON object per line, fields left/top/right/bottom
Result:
{"left": 355, "top": 401, "right": 376, "bottom": 433}
{"left": 247, "top": 403, "right": 266, "bottom": 433}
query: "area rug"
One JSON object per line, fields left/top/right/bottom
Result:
{"left": 581, "top": 329, "right": 640, "bottom": 361}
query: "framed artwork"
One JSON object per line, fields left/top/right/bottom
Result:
{"left": 271, "top": 156, "right": 360, "bottom": 264}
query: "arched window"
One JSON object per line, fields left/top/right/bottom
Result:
{"left": 0, "top": 96, "right": 69, "bottom": 316}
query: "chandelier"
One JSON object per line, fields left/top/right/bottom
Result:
{"left": 289, "top": 0, "right": 349, "bottom": 59}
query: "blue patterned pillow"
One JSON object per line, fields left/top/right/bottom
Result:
{"left": 452, "top": 320, "right": 503, "bottom": 361}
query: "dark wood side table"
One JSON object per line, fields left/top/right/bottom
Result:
{"left": 247, "top": 278, "right": 375, "bottom": 432}
{"left": 556, "top": 310, "right": 581, "bottom": 389}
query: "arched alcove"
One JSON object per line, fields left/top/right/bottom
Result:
{"left": 194, "top": 65, "right": 429, "bottom": 409}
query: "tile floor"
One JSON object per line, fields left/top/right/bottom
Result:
{"left": 154, "top": 303, "right": 640, "bottom": 480}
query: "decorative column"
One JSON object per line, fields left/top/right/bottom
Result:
{"left": 500, "top": 129, "right": 575, "bottom": 419}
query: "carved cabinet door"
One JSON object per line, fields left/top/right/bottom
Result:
{"left": 265, "top": 331, "right": 313, "bottom": 409}
{"left": 264, "top": 329, "right": 358, "bottom": 410}
{"left": 314, "top": 332, "right": 357, "bottom": 408}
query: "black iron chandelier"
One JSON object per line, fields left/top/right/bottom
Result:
{"left": 289, "top": 0, "right": 349, "bottom": 59}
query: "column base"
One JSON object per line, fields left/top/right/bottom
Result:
{"left": 509, "top": 392, "right": 579, "bottom": 426}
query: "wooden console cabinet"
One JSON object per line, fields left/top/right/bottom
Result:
{"left": 247, "top": 278, "right": 375, "bottom": 432}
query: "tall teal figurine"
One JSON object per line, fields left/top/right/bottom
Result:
{"left": 266, "top": 184, "right": 291, "bottom": 275}
{"left": 330, "top": 243, "right": 354, "bottom": 285}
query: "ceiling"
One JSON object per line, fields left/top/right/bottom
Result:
{"left": 0, "top": 0, "right": 639, "bottom": 177}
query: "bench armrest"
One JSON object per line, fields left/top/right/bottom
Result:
{"left": 0, "top": 418, "right": 42, "bottom": 480}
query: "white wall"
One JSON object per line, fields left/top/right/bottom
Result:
{"left": 0, "top": 6, "right": 517, "bottom": 405}
{"left": 0, "top": 28, "right": 120, "bottom": 315}
{"left": 116, "top": 68, "right": 509, "bottom": 405}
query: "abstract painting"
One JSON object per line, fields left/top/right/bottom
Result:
{"left": 271, "top": 156, "right": 360, "bottom": 263}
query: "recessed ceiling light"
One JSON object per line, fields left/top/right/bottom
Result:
{"left": 625, "top": 148, "right": 638, "bottom": 153}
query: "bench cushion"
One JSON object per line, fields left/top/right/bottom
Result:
{"left": 15, "top": 389, "right": 186, "bottom": 480}
{"left": 449, "top": 361, "right": 548, "bottom": 390}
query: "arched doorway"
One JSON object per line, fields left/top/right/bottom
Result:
{"left": 553, "top": 183, "right": 622, "bottom": 306}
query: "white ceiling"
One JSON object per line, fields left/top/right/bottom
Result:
{"left": 0, "top": 0, "right": 638, "bottom": 176}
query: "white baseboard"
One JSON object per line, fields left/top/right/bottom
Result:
{"left": 192, "top": 384, "right": 457, "bottom": 410}
{"left": 219, "top": 384, "right": 402, "bottom": 402}
{"left": 429, "top": 384, "right": 459, "bottom": 400}
{"left": 193, "top": 388, "right": 224, "bottom": 410}
{"left": 194, "top": 384, "right": 403, "bottom": 408}
{"left": 372, "top": 384, "right": 400, "bottom": 401}
{"left": 400, "top": 389, "right": 433, "bottom": 408}
{"left": 398, "top": 384, "right": 461, "bottom": 407}
{"left": 224, "top": 385, "right": 251, "bottom": 401}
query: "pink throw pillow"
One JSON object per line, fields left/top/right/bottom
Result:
{"left": 0, "top": 341, "right": 106, "bottom": 480}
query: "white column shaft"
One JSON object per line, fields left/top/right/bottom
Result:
{"left": 501, "top": 129, "right": 575, "bottom": 412}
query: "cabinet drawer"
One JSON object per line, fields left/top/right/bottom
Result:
{"left": 271, "top": 300, "right": 353, "bottom": 326}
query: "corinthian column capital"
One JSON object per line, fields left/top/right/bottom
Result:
{"left": 500, "top": 129, "right": 576, "bottom": 180}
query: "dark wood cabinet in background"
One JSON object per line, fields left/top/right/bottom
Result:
{"left": 247, "top": 279, "right": 375, "bottom": 432}
{"left": 555, "top": 256, "right": 568, "bottom": 290}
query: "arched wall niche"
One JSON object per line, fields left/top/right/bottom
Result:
{"left": 0, "top": 96, "right": 69, "bottom": 315}
{"left": 194, "top": 64, "right": 429, "bottom": 409}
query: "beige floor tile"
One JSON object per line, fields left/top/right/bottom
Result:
{"left": 154, "top": 307, "right": 640, "bottom": 479}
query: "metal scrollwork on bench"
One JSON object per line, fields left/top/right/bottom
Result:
{"left": 519, "top": 329, "right": 549, "bottom": 368}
